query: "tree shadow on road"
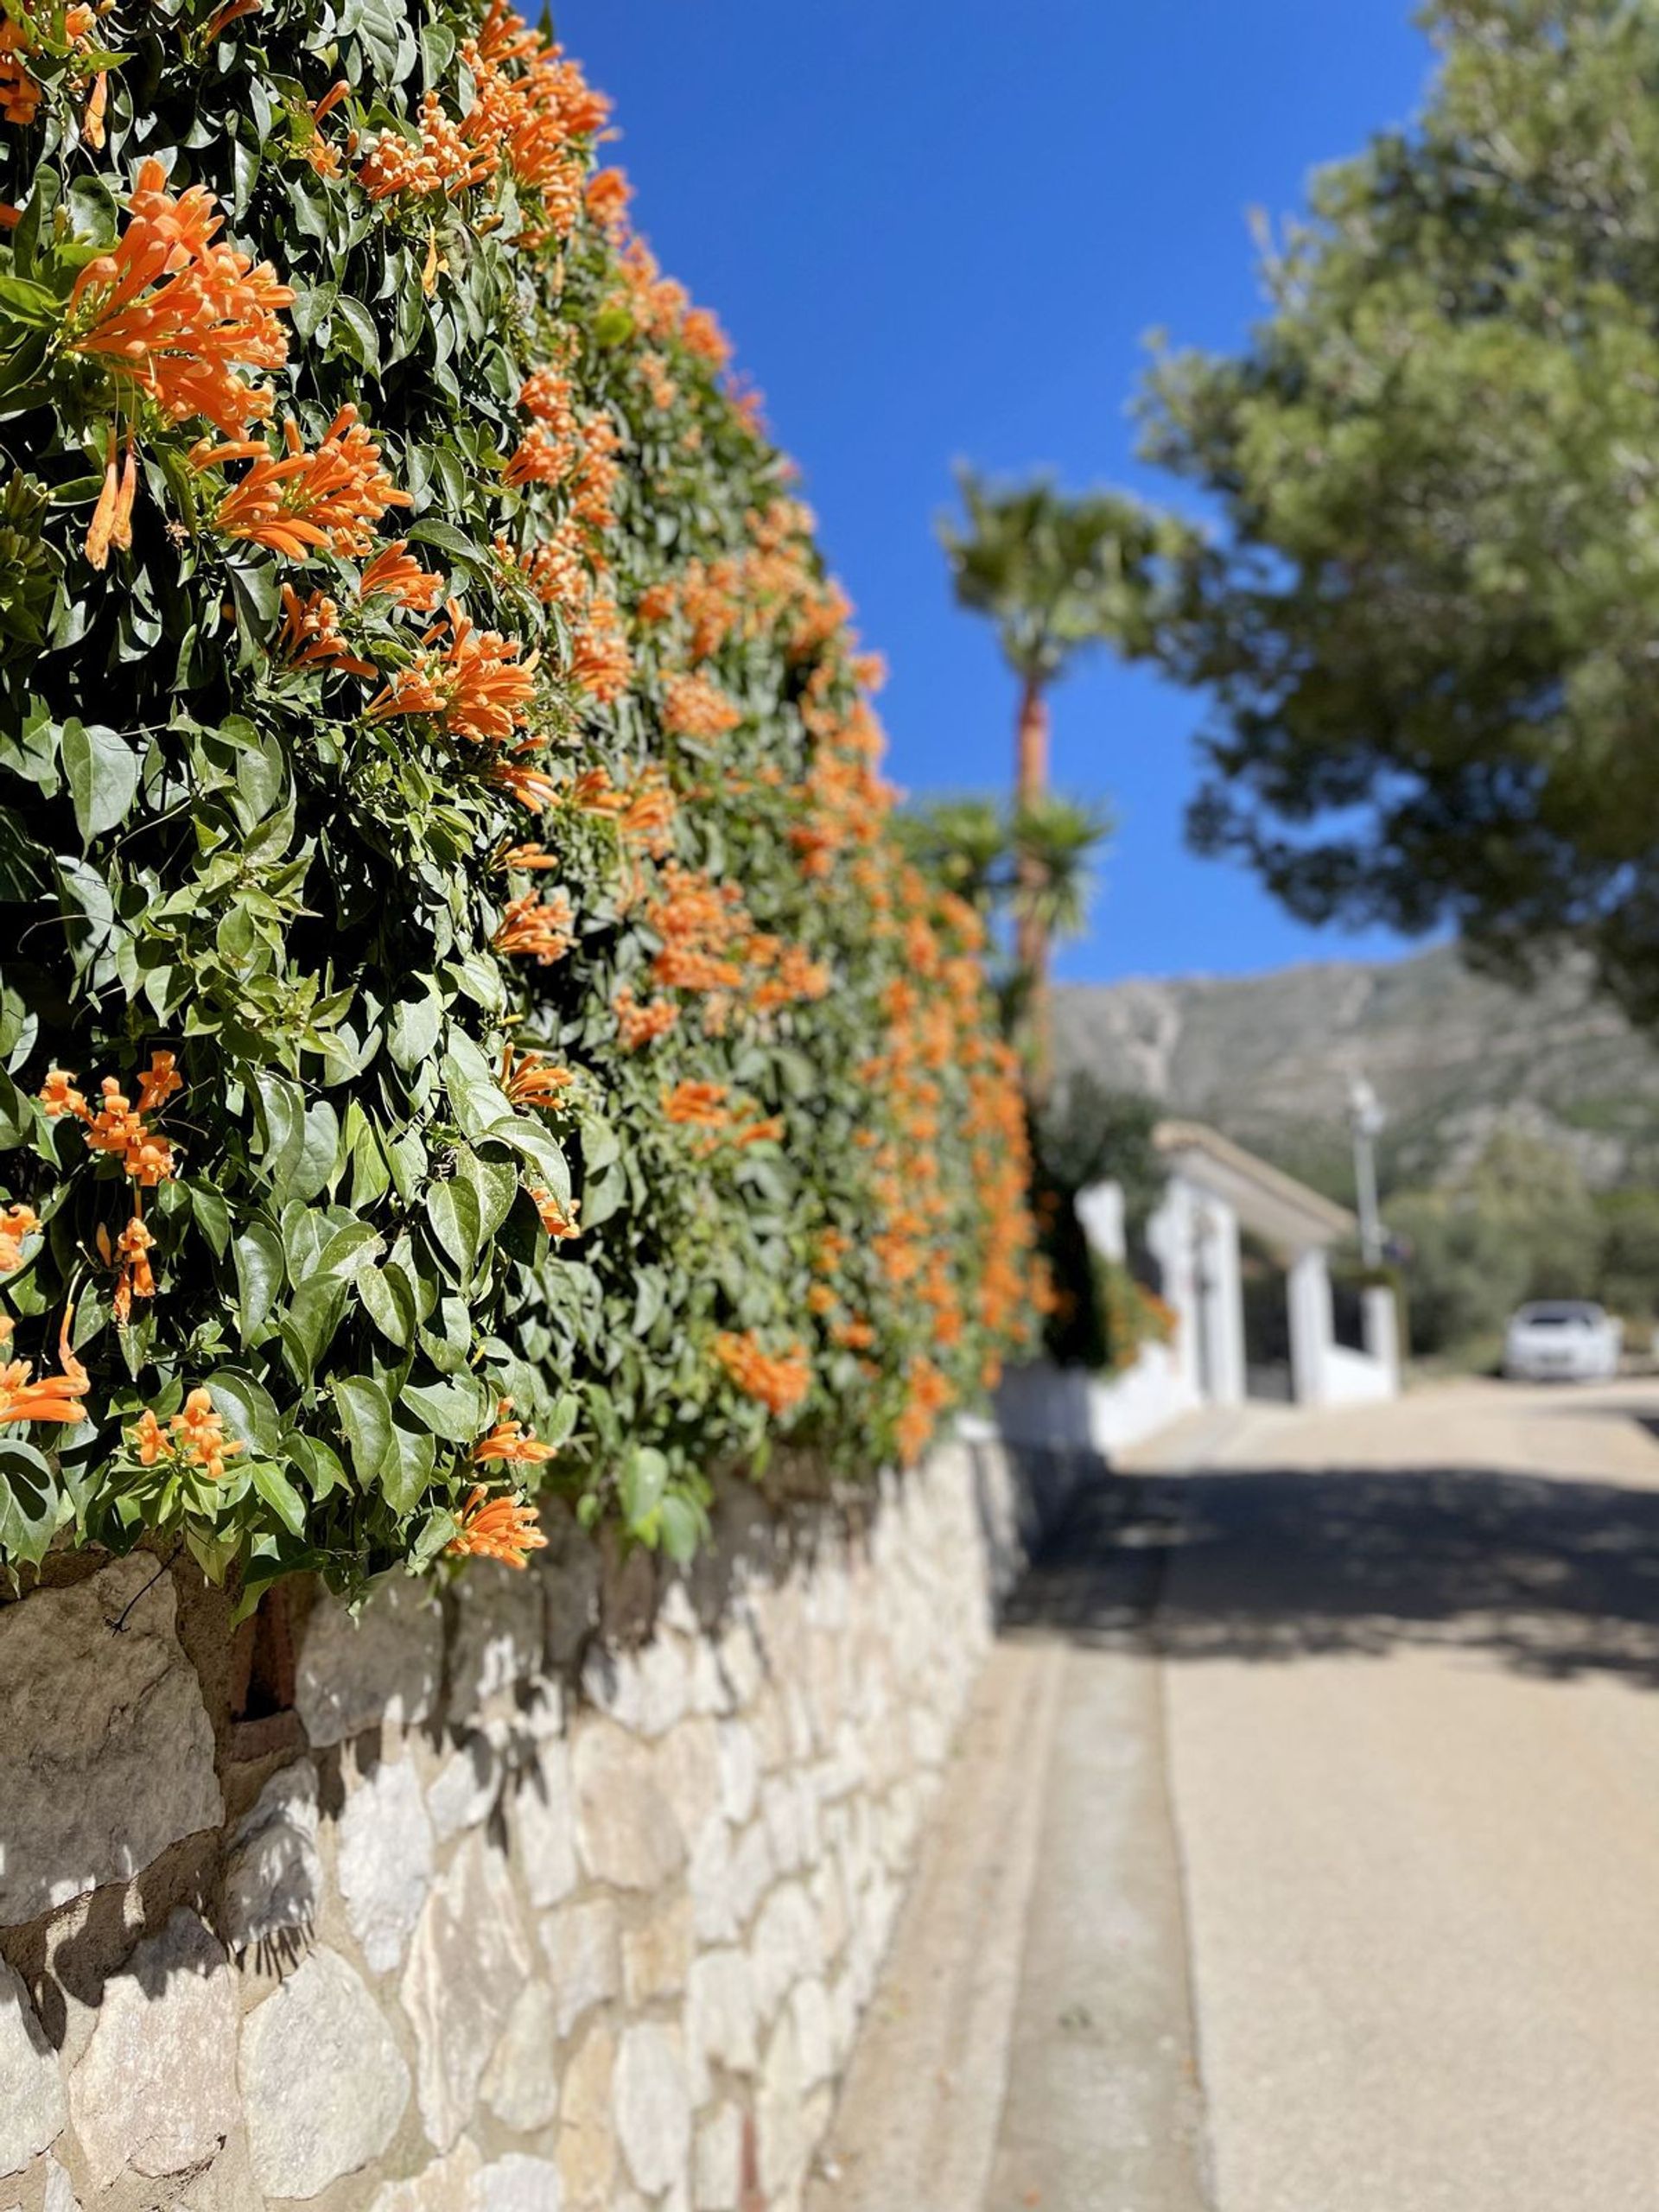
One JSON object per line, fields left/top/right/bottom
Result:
{"left": 1002, "top": 1454, "right": 1659, "bottom": 1690}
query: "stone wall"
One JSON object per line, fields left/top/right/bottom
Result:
{"left": 0, "top": 1431, "right": 1038, "bottom": 2212}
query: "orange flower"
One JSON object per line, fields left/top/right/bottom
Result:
{"left": 493, "top": 760, "right": 563, "bottom": 812}
{"left": 67, "top": 158, "right": 292, "bottom": 440}
{"left": 202, "top": 0, "right": 262, "bottom": 41}
{"left": 85, "top": 1078, "right": 175, "bottom": 1185}
{"left": 446, "top": 1484, "right": 548, "bottom": 1568}
{"left": 713, "top": 1331, "right": 810, "bottom": 1419}
{"left": 136, "top": 1051, "right": 182, "bottom": 1116}
{"left": 359, "top": 540, "right": 446, "bottom": 611}
{"left": 366, "top": 600, "right": 537, "bottom": 743}
{"left": 359, "top": 90, "right": 494, "bottom": 200}
{"left": 0, "top": 1308, "right": 88, "bottom": 1427}
{"left": 499, "top": 1045, "right": 575, "bottom": 1107}
{"left": 474, "top": 1398, "right": 558, "bottom": 1465}
{"left": 173, "top": 1386, "right": 242, "bottom": 1478}
{"left": 681, "top": 308, "right": 732, "bottom": 368}
{"left": 130, "top": 1407, "right": 171, "bottom": 1464}
{"left": 569, "top": 596, "right": 632, "bottom": 703}
{"left": 205, "top": 407, "right": 410, "bottom": 560}
{"left": 494, "top": 890, "right": 575, "bottom": 964}
{"left": 661, "top": 671, "right": 741, "bottom": 741}
{"left": 527, "top": 1185, "right": 582, "bottom": 1240}
{"left": 39, "top": 1068, "right": 88, "bottom": 1120}
{"left": 125, "top": 1385, "right": 243, "bottom": 1478}
{"left": 663, "top": 1081, "right": 728, "bottom": 1129}
{"left": 585, "top": 165, "right": 632, "bottom": 237}
{"left": 99, "top": 1212, "right": 157, "bottom": 1325}
{"left": 277, "top": 586, "right": 378, "bottom": 678}
{"left": 731, "top": 1112, "right": 785, "bottom": 1148}
{"left": 647, "top": 867, "right": 748, "bottom": 993}
{"left": 613, "top": 985, "right": 677, "bottom": 1052}
{"left": 493, "top": 843, "right": 553, "bottom": 874}
{"left": 0, "top": 1203, "right": 41, "bottom": 1274}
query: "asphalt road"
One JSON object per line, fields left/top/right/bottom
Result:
{"left": 815, "top": 1376, "right": 1659, "bottom": 2212}
{"left": 1152, "top": 1380, "right": 1659, "bottom": 2212}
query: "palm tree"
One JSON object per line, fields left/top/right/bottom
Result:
{"left": 897, "top": 791, "right": 1112, "bottom": 1042}
{"left": 940, "top": 471, "right": 1178, "bottom": 1089}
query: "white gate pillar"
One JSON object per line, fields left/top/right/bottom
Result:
{"left": 1287, "top": 1245, "right": 1334, "bottom": 1405}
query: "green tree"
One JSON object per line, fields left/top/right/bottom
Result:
{"left": 1139, "top": 0, "right": 1659, "bottom": 1027}
{"left": 938, "top": 472, "right": 1180, "bottom": 1079}
{"left": 896, "top": 791, "right": 1111, "bottom": 1039}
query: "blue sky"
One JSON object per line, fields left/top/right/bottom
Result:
{"left": 559, "top": 2, "right": 1433, "bottom": 984}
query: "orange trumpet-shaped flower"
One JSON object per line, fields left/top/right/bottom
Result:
{"left": 358, "top": 89, "right": 495, "bottom": 201}
{"left": 663, "top": 1081, "right": 728, "bottom": 1129}
{"left": 201, "top": 0, "right": 263, "bottom": 42}
{"left": 84, "top": 1078, "right": 175, "bottom": 1185}
{"left": 446, "top": 1484, "right": 548, "bottom": 1568}
{"left": 365, "top": 601, "right": 537, "bottom": 744}
{"left": 498, "top": 841, "right": 559, "bottom": 871}
{"left": 584, "top": 165, "right": 632, "bottom": 238}
{"left": 125, "top": 1384, "right": 243, "bottom": 1479}
{"left": 712, "top": 1332, "right": 811, "bottom": 1419}
{"left": 99, "top": 1212, "right": 158, "bottom": 1325}
{"left": 136, "top": 1051, "right": 182, "bottom": 1116}
{"left": 67, "top": 158, "right": 292, "bottom": 441}
{"left": 499, "top": 1046, "right": 575, "bottom": 1108}
{"left": 493, "top": 890, "right": 575, "bottom": 964}
{"left": 277, "top": 587, "right": 378, "bottom": 678}
{"left": 85, "top": 430, "right": 119, "bottom": 570}
{"left": 359, "top": 539, "right": 446, "bottom": 611}
{"left": 474, "top": 1398, "right": 558, "bottom": 1467}
{"left": 0, "top": 1308, "right": 88, "bottom": 1427}
{"left": 204, "top": 407, "right": 411, "bottom": 560}
{"left": 613, "top": 985, "right": 677, "bottom": 1052}
{"left": 0, "top": 1202, "right": 41, "bottom": 1274}
{"left": 493, "top": 760, "right": 563, "bottom": 814}
{"left": 528, "top": 1184, "right": 581, "bottom": 1240}
{"left": 39, "top": 1067, "right": 88, "bottom": 1120}
{"left": 661, "top": 671, "right": 741, "bottom": 741}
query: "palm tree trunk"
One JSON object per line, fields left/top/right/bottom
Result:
{"left": 1014, "top": 675, "right": 1052, "bottom": 1101}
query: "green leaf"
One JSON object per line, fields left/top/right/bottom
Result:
{"left": 250, "top": 1458, "right": 307, "bottom": 1537}
{"left": 0, "top": 274, "right": 59, "bottom": 327}
{"left": 206, "top": 1368, "right": 283, "bottom": 1458}
{"left": 450, "top": 1144, "right": 519, "bottom": 1245}
{"left": 334, "top": 1374, "right": 395, "bottom": 1487}
{"left": 388, "top": 983, "right": 443, "bottom": 1071}
{"left": 620, "top": 1444, "right": 669, "bottom": 1531}
{"left": 60, "top": 720, "right": 139, "bottom": 844}
{"left": 425, "top": 1176, "right": 481, "bottom": 1280}
{"left": 188, "top": 1181, "right": 232, "bottom": 1260}
{"left": 359, "top": 1261, "right": 416, "bottom": 1347}
{"left": 0, "top": 1441, "right": 60, "bottom": 1566}
{"left": 384, "top": 1420, "right": 436, "bottom": 1515}
{"left": 331, "top": 295, "right": 382, "bottom": 377}
{"left": 232, "top": 1224, "right": 286, "bottom": 1340}
{"left": 401, "top": 1374, "right": 487, "bottom": 1444}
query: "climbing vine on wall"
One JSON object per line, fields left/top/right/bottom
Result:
{"left": 0, "top": 0, "right": 1040, "bottom": 1598}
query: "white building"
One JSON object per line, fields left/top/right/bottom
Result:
{"left": 1147, "top": 1120, "right": 1398, "bottom": 1411}
{"left": 997, "top": 1116, "right": 1399, "bottom": 1458}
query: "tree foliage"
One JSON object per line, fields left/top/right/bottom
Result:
{"left": 1141, "top": 0, "right": 1659, "bottom": 1026}
{"left": 0, "top": 0, "right": 1039, "bottom": 1593}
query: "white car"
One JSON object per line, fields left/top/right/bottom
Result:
{"left": 1503, "top": 1300, "right": 1622, "bottom": 1382}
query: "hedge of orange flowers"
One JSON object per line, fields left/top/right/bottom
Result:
{"left": 0, "top": 0, "right": 1040, "bottom": 1597}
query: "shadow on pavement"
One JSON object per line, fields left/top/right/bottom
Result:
{"left": 1003, "top": 1457, "right": 1659, "bottom": 1689}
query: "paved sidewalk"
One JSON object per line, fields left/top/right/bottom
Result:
{"left": 809, "top": 1378, "right": 1659, "bottom": 2212}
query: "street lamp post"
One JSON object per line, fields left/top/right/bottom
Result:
{"left": 1348, "top": 1074, "right": 1386, "bottom": 1268}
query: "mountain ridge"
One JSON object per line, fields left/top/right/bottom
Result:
{"left": 1052, "top": 944, "right": 1659, "bottom": 1198}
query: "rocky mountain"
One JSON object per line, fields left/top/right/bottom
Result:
{"left": 1052, "top": 943, "right": 1659, "bottom": 1198}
